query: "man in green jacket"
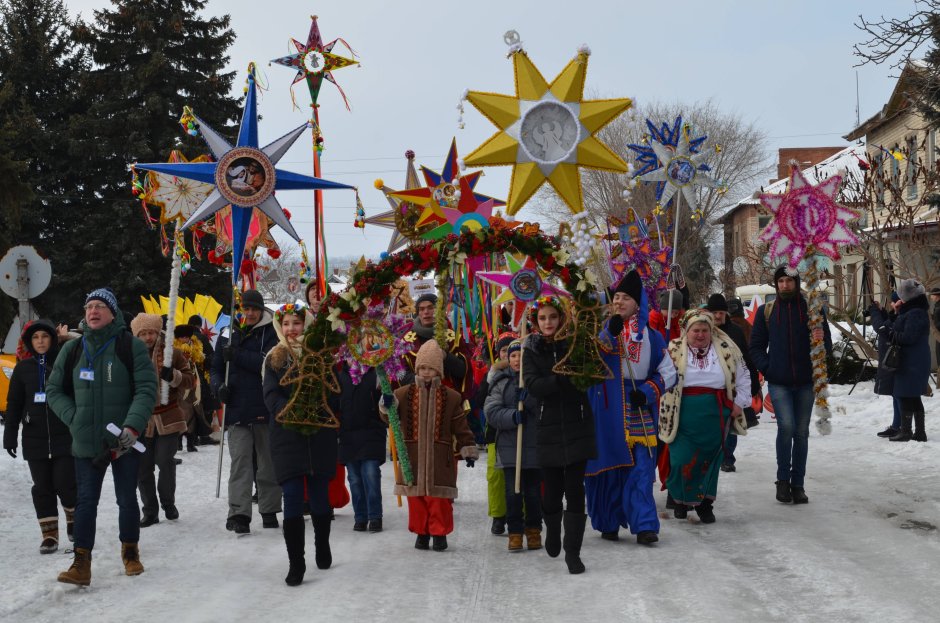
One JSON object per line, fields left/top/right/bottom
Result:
{"left": 46, "top": 288, "right": 157, "bottom": 586}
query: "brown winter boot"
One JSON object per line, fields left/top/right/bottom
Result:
{"left": 39, "top": 517, "right": 59, "bottom": 554}
{"left": 57, "top": 547, "right": 92, "bottom": 586}
{"left": 64, "top": 507, "right": 75, "bottom": 542}
{"left": 507, "top": 533, "right": 524, "bottom": 551}
{"left": 525, "top": 527, "right": 542, "bottom": 550}
{"left": 121, "top": 542, "right": 145, "bottom": 576}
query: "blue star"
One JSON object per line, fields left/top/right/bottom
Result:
{"left": 135, "top": 71, "right": 352, "bottom": 281}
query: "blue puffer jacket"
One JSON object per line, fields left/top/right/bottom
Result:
{"left": 749, "top": 294, "right": 832, "bottom": 387}
{"left": 878, "top": 294, "right": 931, "bottom": 398}
{"left": 211, "top": 312, "right": 278, "bottom": 426}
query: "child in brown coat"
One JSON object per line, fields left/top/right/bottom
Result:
{"left": 382, "top": 340, "right": 478, "bottom": 552}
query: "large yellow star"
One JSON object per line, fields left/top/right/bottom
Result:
{"left": 463, "top": 49, "right": 631, "bottom": 215}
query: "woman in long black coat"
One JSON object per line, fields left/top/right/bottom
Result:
{"left": 2, "top": 319, "right": 76, "bottom": 553}
{"left": 869, "top": 293, "right": 899, "bottom": 438}
{"left": 522, "top": 297, "right": 595, "bottom": 575}
{"left": 263, "top": 304, "right": 339, "bottom": 586}
{"left": 875, "top": 279, "right": 932, "bottom": 442}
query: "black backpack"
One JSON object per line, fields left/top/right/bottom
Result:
{"left": 60, "top": 329, "right": 136, "bottom": 397}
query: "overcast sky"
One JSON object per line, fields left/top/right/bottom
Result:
{"left": 63, "top": 0, "right": 914, "bottom": 260}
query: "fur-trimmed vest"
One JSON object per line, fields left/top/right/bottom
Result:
{"left": 391, "top": 378, "right": 478, "bottom": 499}
{"left": 658, "top": 331, "right": 747, "bottom": 444}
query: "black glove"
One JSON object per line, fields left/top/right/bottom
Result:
{"left": 608, "top": 314, "right": 624, "bottom": 336}
{"left": 629, "top": 389, "right": 647, "bottom": 407}
{"left": 465, "top": 458, "right": 476, "bottom": 468}
{"left": 6, "top": 448, "right": 16, "bottom": 459}
{"left": 222, "top": 346, "right": 234, "bottom": 362}
{"left": 512, "top": 409, "right": 525, "bottom": 426}
{"left": 382, "top": 393, "right": 395, "bottom": 408}
{"left": 160, "top": 366, "right": 175, "bottom": 382}
{"left": 217, "top": 384, "right": 230, "bottom": 404}
{"left": 514, "top": 388, "right": 528, "bottom": 404}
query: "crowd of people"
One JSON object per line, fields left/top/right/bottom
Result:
{"left": 2, "top": 266, "right": 936, "bottom": 587}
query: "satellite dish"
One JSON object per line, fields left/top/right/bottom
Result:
{"left": 732, "top": 256, "right": 749, "bottom": 277}
{"left": 0, "top": 245, "right": 51, "bottom": 299}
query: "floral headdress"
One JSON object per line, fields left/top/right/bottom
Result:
{"left": 275, "top": 303, "right": 308, "bottom": 324}
{"left": 528, "top": 295, "right": 567, "bottom": 328}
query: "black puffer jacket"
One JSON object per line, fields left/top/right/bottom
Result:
{"left": 262, "top": 346, "right": 339, "bottom": 484}
{"left": 869, "top": 304, "right": 896, "bottom": 396}
{"left": 3, "top": 320, "right": 73, "bottom": 461}
{"left": 211, "top": 312, "right": 278, "bottom": 426}
{"left": 337, "top": 366, "right": 387, "bottom": 465}
{"left": 522, "top": 335, "right": 596, "bottom": 468}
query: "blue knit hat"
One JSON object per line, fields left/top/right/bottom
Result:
{"left": 85, "top": 287, "right": 119, "bottom": 317}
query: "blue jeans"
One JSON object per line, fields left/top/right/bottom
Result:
{"left": 891, "top": 397, "right": 901, "bottom": 429}
{"left": 346, "top": 460, "right": 383, "bottom": 522}
{"left": 768, "top": 383, "right": 814, "bottom": 487}
{"left": 724, "top": 433, "right": 738, "bottom": 466}
{"left": 502, "top": 466, "right": 542, "bottom": 534}
{"left": 282, "top": 474, "right": 330, "bottom": 519}
{"left": 73, "top": 452, "right": 141, "bottom": 550}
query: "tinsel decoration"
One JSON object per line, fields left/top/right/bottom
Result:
{"left": 178, "top": 105, "right": 199, "bottom": 136}
{"left": 275, "top": 347, "right": 341, "bottom": 433}
{"left": 804, "top": 251, "right": 831, "bottom": 434}
{"left": 377, "top": 366, "right": 414, "bottom": 486}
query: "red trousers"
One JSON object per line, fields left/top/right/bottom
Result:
{"left": 407, "top": 496, "right": 454, "bottom": 536}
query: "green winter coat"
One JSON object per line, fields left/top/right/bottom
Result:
{"left": 46, "top": 315, "right": 158, "bottom": 458}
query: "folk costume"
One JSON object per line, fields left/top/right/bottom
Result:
{"left": 660, "top": 310, "right": 750, "bottom": 521}
{"left": 586, "top": 271, "right": 676, "bottom": 540}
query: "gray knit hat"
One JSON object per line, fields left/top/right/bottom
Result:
{"left": 897, "top": 278, "right": 926, "bottom": 303}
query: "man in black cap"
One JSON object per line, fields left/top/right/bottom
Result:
{"left": 750, "top": 266, "right": 832, "bottom": 505}
{"left": 402, "top": 292, "right": 470, "bottom": 399}
{"left": 706, "top": 293, "right": 761, "bottom": 472}
{"left": 211, "top": 289, "right": 281, "bottom": 533}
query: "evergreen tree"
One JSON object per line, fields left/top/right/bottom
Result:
{"left": 0, "top": 0, "right": 90, "bottom": 326}
{"left": 72, "top": 0, "right": 241, "bottom": 320}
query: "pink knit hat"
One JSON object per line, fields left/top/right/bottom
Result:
{"left": 130, "top": 313, "right": 163, "bottom": 337}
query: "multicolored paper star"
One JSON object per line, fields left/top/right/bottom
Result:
{"left": 476, "top": 254, "right": 568, "bottom": 329}
{"left": 463, "top": 46, "right": 631, "bottom": 215}
{"left": 628, "top": 116, "right": 707, "bottom": 205}
{"left": 758, "top": 163, "right": 860, "bottom": 267}
{"left": 270, "top": 15, "right": 358, "bottom": 109}
{"left": 633, "top": 120, "right": 719, "bottom": 214}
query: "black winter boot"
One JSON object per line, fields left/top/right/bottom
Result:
{"left": 889, "top": 413, "right": 913, "bottom": 442}
{"left": 562, "top": 512, "right": 587, "bottom": 574}
{"left": 877, "top": 426, "right": 899, "bottom": 438}
{"left": 775, "top": 481, "right": 792, "bottom": 504}
{"left": 696, "top": 499, "right": 716, "bottom": 524}
{"left": 912, "top": 411, "right": 927, "bottom": 442}
{"left": 282, "top": 516, "right": 305, "bottom": 586}
{"left": 312, "top": 514, "right": 332, "bottom": 569}
{"left": 543, "top": 510, "right": 563, "bottom": 558}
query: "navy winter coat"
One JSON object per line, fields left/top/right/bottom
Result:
{"left": 878, "top": 295, "right": 931, "bottom": 398}
{"left": 262, "top": 347, "right": 339, "bottom": 485}
{"left": 337, "top": 366, "right": 387, "bottom": 465}
{"left": 211, "top": 313, "right": 278, "bottom": 427}
{"left": 750, "top": 295, "right": 833, "bottom": 387}
{"left": 522, "top": 335, "right": 596, "bottom": 468}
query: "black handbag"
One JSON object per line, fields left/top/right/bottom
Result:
{"left": 881, "top": 337, "right": 901, "bottom": 372}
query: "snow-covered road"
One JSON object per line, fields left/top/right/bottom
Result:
{"left": 1, "top": 381, "right": 937, "bottom": 622}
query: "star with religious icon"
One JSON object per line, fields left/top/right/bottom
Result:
{"left": 134, "top": 70, "right": 353, "bottom": 280}
{"left": 634, "top": 122, "right": 719, "bottom": 214}
{"left": 270, "top": 15, "right": 358, "bottom": 109}
{"left": 387, "top": 138, "right": 505, "bottom": 238}
{"left": 628, "top": 116, "right": 707, "bottom": 205}
{"left": 476, "top": 253, "right": 569, "bottom": 329}
{"left": 463, "top": 47, "right": 631, "bottom": 215}
{"left": 758, "top": 163, "right": 860, "bottom": 267}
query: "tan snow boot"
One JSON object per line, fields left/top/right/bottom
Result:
{"left": 121, "top": 542, "right": 144, "bottom": 576}
{"left": 39, "top": 517, "right": 59, "bottom": 554}
{"left": 508, "top": 533, "right": 524, "bottom": 551}
{"left": 525, "top": 527, "right": 543, "bottom": 550}
{"left": 58, "top": 547, "right": 92, "bottom": 586}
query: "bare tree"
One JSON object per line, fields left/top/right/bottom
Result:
{"left": 531, "top": 98, "right": 772, "bottom": 304}
{"left": 255, "top": 243, "right": 301, "bottom": 304}
{"left": 854, "top": 1, "right": 940, "bottom": 69}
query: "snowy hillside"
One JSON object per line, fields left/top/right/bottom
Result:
{"left": 1, "top": 381, "right": 938, "bottom": 622}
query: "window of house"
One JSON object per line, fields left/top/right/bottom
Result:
{"left": 891, "top": 146, "right": 900, "bottom": 193}
{"left": 757, "top": 215, "right": 771, "bottom": 232}
{"left": 873, "top": 152, "right": 885, "bottom": 206}
{"left": 906, "top": 135, "right": 918, "bottom": 199}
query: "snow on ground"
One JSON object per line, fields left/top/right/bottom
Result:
{"left": 1, "top": 381, "right": 938, "bottom": 622}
